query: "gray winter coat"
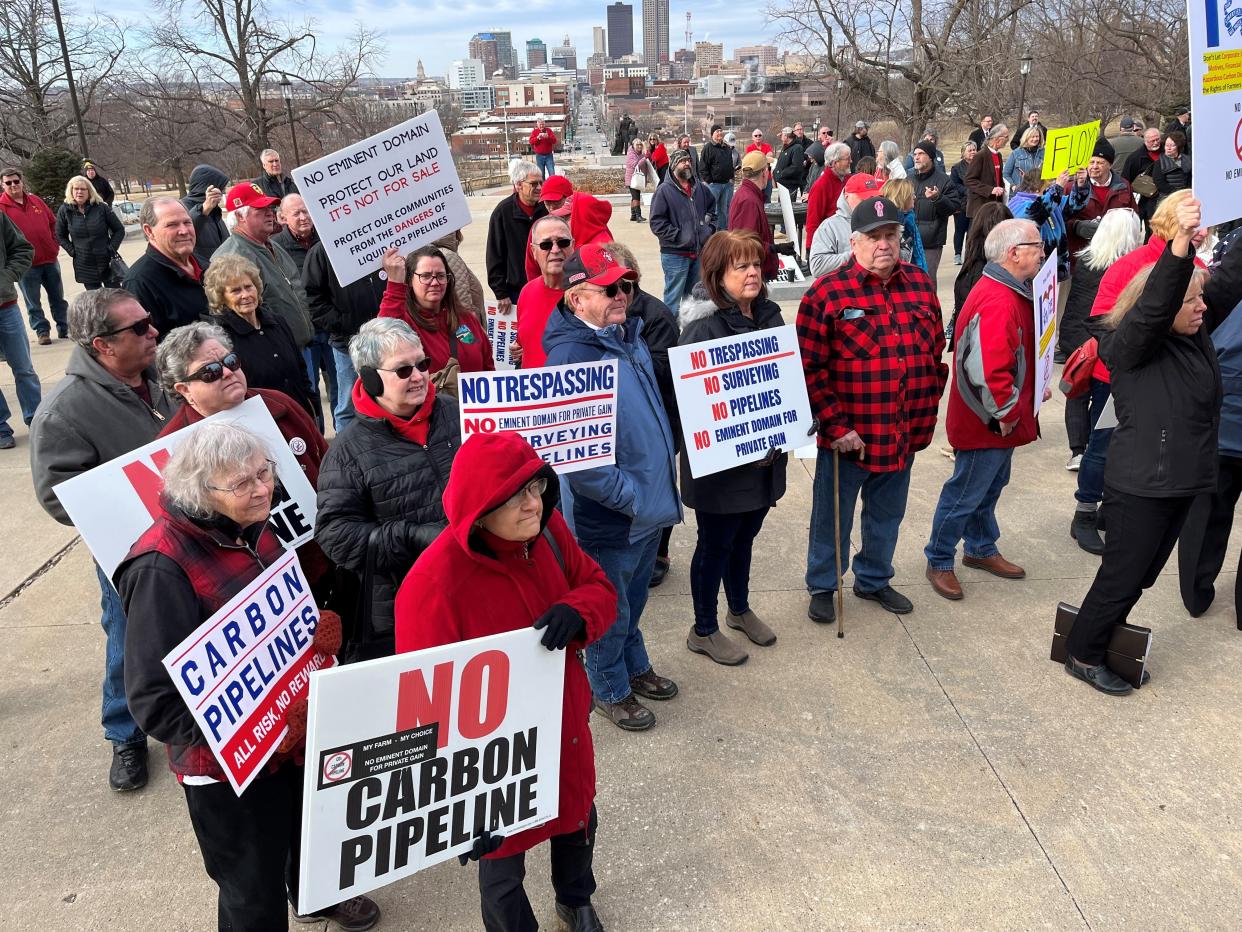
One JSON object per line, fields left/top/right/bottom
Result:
{"left": 213, "top": 231, "right": 313, "bottom": 347}
{"left": 808, "top": 191, "right": 855, "bottom": 277}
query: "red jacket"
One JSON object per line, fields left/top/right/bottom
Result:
{"left": 379, "top": 281, "right": 495, "bottom": 374}
{"left": 0, "top": 191, "right": 59, "bottom": 265}
{"left": 804, "top": 169, "right": 846, "bottom": 250}
{"left": 946, "top": 270, "right": 1039, "bottom": 450}
{"left": 728, "top": 178, "right": 779, "bottom": 279}
{"left": 522, "top": 193, "right": 614, "bottom": 282}
{"left": 516, "top": 276, "right": 563, "bottom": 369}
{"left": 796, "top": 259, "right": 948, "bottom": 472}
{"left": 649, "top": 143, "right": 669, "bottom": 170}
{"left": 529, "top": 127, "right": 558, "bottom": 155}
{"left": 395, "top": 431, "right": 617, "bottom": 858}
{"left": 1065, "top": 173, "right": 1137, "bottom": 258}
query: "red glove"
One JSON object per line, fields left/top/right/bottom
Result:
{"left": 277, "top": 696, "right": 308, "bottom": 754}
{"left": 314, "top": 609, "right": 342, "bottom": 657}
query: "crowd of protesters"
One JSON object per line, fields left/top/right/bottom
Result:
{"left": 7, "top": 95, "right": 1242, "bottom": 930}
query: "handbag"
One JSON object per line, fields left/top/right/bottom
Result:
{"left": 108, "top": 252, "right": 129, "bottom": 282}
{"left": 1058, "top": 337, "right": 1098, "bottom": 398}
{"left": 1131, "top": 172, "right": 1158, "bottom": 198}
{"left": 431, "top": 328, "right": 461, "bottom": 398}
{"left": 630, "top": 166, "right": 648, "bottom": 193}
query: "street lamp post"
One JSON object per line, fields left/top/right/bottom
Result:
{"left": 502, "top": 106, "right": 511, "bottom": 162}
{"left": 835, "top": 77, "right": 845, "bottom": 137}
{"left": 1016, "top": 57, "right": 1033, "bottom": 137}
{"left": 280, "top": 74, "right": 301, "bottom": 166}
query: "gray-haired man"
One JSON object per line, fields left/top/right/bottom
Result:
{"left": 485, "top": 160, "right": 549, "bottom": 314}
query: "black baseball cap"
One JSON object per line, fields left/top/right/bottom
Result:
{"left": 851, "top": 197, "right": 903, "bottom": 234}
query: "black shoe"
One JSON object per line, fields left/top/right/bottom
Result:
{"left": 1184, "top": 589, "right": 1214, "bottom": 618}
{"left": 808, "top": 592, "right": 836, "bottom": 624}
{"left": 629, "top": 668, "right": 678, "bottom": 700}
{"left": 852, "top": 585, "right": 913, "bottom": 614}
{"left": 0, "top": 434, "right": 14, "bottom": 450}
{"left": 1064, "top": 657, "right": 1132, "bottom": 696}
{"left": 109, "top": 743, "right": 148, "bottom": 791}
{"left": 293, "top": 895, "right": 380, "bottom": 930}
{"left": 1070, "top": 511, "right": 1105, "bottom": 555}
{"left": 556, "top": 902, "right": 605, "bottom": 931}
{"left": 648, "top": 556, "right": 670, "bottom": 588}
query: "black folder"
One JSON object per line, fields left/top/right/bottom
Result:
{"left": 1050, "top": 602, "right": 1151, "bottom": 689}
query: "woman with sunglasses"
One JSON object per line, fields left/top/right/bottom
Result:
{"left": 202, "top": 253, "right": 315, "bottom": 417}
{"left": 395, "top": 430, "right": 616, "bottom": 932}
{"left": 648, "top": 133, "right": 670, "bottom": 182}
{"left": 675, "top": 230, "right": 787, "bottom": 666}
{"left": 155, "top": 320, "right": 332, "bottom": 593}
{"left": 380, "top": 244, "right": 493, "bottom": 396}
{"left": 315, "top": 318, "right": 460, "bottom": 660}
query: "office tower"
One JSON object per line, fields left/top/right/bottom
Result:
{"left": 606, "top": 2, "right": 634, "bottom": 59}
{"left": 593, "top": 26, "right": 607, "bottom": 57}
{"left": 468, "top": 33, "right": 500, "bottom": 78}
{"left": 642, "top": 0, "right": 669, "bottom": 70}
{"left": 527, "top": 38, "right": 548, "bottom": 69}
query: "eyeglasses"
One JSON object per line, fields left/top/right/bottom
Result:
{"left": 500, "top": 477, "right": 547, "bottom": 510}
{"left": 1016, "top": 242, "right": 1043, "bottom": 248}
{"left": 377, "top": 358, "right": 431, "bottom": 379}
{"left": 2, "top": 179, "right": 21, "bottom": 186}
{"left": 521, "top": 180, "right": 543, "bottom": 190}
{"left": 185, "top": 353, "right": 241, "bottom": 384}
{"left": 100, "top": 315, "right": 153, "bottom": 338}
{"left": 536, "top": 238, "right": 572, "bottom": 252}
{"left": 413, "top": 271, "right": 448, "bottom": 285}
{"left": 208, "top": 460, "right": 276, "bottom": 498}
{"left": 752, "top": 134, "right": 763, "bottom": 138}
{"left": 586, "top": 280, "right": 634, "bottom": 298}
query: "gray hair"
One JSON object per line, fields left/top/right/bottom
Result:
{"left": 69, "top": 288, "right": 142, "bottom": 357}
{"left": 986, "top": 124, "right": 1010, "bottom": 143}
{"left": 139, "top": 195, "right": 185, "bottom": 229}
{"left": 984, "top": 219, "right": 1040, "bottom": 263}
{"left": 879, "top": 140, "right": 900, "bottom": 165}
{"left": 508, "top": 159, "right": 539, "bottom": 185}
{"left": 349, "top": 317, "right": 424, "bottom": 372}
{"left": 602, "top": 240, "right": 640, "bottom": 282}
{"left": 260, "top": 148, "right": 280, "bottom": 162}
{"left": 279, "top": 193, "right": 305, "bottom": 212}
{"left": 531, "top": 214, "right": 571, "bottom": 243}
{"left": 825, "top": 142, "right": 851, "bottom": 163}
{"left": 162, "top": 422, "right": 275, "bottom": 519}
{"left": 156, "top": 321, "right": 235, "bottom": 398}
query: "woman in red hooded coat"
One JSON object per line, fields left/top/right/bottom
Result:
{"left": 395, "top": 431, "right": 617, "bottom": 932}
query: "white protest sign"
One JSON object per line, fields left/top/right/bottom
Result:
{"left": 1189, "top": 0, "right": 1242, "bottom": 227}
{"left": 485, "top": 304, "right": 519, "bottom": 370}
{"left": 457, "top": 361, "right": 618, "bottom": 474}
{"left": 162, "top": 550, "right": 332, "bottom": 795}
{"left": 297, "top": 628, "right": 564, "bottom": 915}
{"left": 291, "top": 112, "right": 472, "bottom": 287}
{"left": 53, "top": 395, "right": 317, "bottom": 579}
{"left": 669, "top": 324, "right": 814, "bottom": 478}
{"left": 1032, "top": 251, "right": 1058, "bottom": 415}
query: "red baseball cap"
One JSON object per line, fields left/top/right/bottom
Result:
{"left": 224, "top": 182, "right": 280, "bottom": 212}
{"left": 844, "top": 173, "right": 882, "bottom": 197}
{"left": 540, "top": 175, "right": 574, "bottom": 201}
{"left": 562, "top": 243, "right": 638, "bottom": 288}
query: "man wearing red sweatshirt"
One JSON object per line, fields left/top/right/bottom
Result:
{"left": 0, "top": 168, "right": 67, "bottom": 343}
{"left": 530, "top": 114, "right": 559, "bottom": 179}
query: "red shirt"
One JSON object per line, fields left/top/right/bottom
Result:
{"left": 379, "top": 281, "right": 495, "bottom": 374}
{"left": 990, "top": 150, "right": 1003, "bottom": 187}
{"left": 515, "top": 277, "right": 564, "bottom": 369}
{"left": 745, "top": 142, "right": 774, "bottom": 158}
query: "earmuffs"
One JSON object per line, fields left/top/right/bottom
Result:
{"left": 359, "top": 366, "right": 384, "bottom": 397}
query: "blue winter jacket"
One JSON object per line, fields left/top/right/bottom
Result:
{"left": 649, "top": 172, "right": 716, "bottom": 256}
{"left": 1003, "top": 145, "right": 1045, "bottom": 190}
{"left": 1008, "top": 185, "right": 1069, "bottom": 281}
{"left": 542, "top": 306, "right": 682, "bottom": 546}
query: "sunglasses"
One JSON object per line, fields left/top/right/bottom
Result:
{"left": 2, "top": 179, "right": 21, "bottom": 186}
{"left": 588, "top": 280, "right": 634, "bottom": 298}
{"left": 185, "top": 353, "right": 241, "bottom": 384}
{"left": 536, "top": 237, "right": 572, "bottom": 252}
{"left": 378, "top": 358, "right": 432, "bottom": 379}
{"left": 100, "top": 315, "right": 153, "bottom": 338}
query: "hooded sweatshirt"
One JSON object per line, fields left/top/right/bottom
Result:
{"left": 808, "top": 190, "right": 856, "bottom": 277}
{"left": 394, "top": 431, "right": 617, "bottom": 858}
{"left": 182, "top": 165, "right": 231, "bottom": 259}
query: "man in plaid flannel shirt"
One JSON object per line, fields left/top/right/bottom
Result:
{"left": 796, "top": 196, "right": 948, "bottom": 622}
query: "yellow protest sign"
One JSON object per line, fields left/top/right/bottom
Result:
{"left": 1042, "top": 121, "right": 1101, "bottom": 178}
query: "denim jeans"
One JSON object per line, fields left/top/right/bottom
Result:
{"left": 304, "top": 331, "right": 339, "bottom": 432}
{"left": 0, "top": 302, "right": 41, "bottom": 437}
{"left": 659, "top": 253, "right": 700, "bottom": 316}
{"left": 806, "top": 450, "right": 913, "bottom": 594}
{"left": 690, "top": 507, "right": 770, "bottom": 635}
{"left": 94, "top": 562, "right": 144, "bottom": 747}
{"left": 536, "top": 154, "right": 555, "bottom": 179}
{"left": 1075, "top": 378, "right": 1113, "bottom": 505}
{"left": 330, "top": 344, "right": 358, "bottom": 431}
{"left": 953, "top": 212, "right": 970, "bottom": 256}
{"left": 706, "top": 182, "right": 733, "bottom": 231}
{"left": 924, "top": 446, "right": 1014, "bottom": 570}
{"left": 19, "top": 262, "right": 68, "bottom": 336}
{"left": 579, "top": 528, "right": 660, "bottom": 704}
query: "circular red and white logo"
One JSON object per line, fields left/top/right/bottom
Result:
{"left": 1234, "top": 118, "right": 1242, "bottom": 163}
{"left": 323, "top": 751, "right": 352, "bottom": 783}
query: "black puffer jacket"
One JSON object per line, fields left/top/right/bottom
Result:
{"left": 314, "top": 395, "right": 461, "bottom": 652}
{"left": 675, "top": 287, "right": 788, "bottom": 513}
{"left": 1058, "top": 260, "right": 1107, "bottom": 356}
{"left": 627, "top": 287, "right": 682, "bottom": 448}
{"left": 303, "top": 240, "right": 386, "bottom": 347}
{"left": 182, "top": 165, "right": 230, "bottom": 259}
{"left": 912, "top": 164, "right": 961, "bottom": 249}
{"left": 56, "top": 201, "right": 124, "bottom": 285}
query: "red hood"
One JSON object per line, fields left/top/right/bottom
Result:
{"left": 570, "top": 193, "right": 614, "bottom": 247}
{"left": 443, "top": 432, "right": 559, "bottom": 557}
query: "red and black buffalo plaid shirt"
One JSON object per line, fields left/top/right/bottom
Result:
{"left": 796, "top": 258, "right": 948, "bottom": 472}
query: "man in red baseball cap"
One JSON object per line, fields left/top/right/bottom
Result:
{"left": 808, "top": 172, "right": 882, "bottom": 277}
{"left": 539, "top": 175, "right": 574, "bottom": 211}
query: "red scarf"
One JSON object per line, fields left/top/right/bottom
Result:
{"left": 351, "top": 378, "right": 437, "bottom": 445}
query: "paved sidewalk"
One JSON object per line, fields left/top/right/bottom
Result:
{"left": 2, "top": 200, "right": 1240, "bottom": 930}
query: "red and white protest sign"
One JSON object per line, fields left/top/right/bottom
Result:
{"left": 162, "top": 550, "right": 333, "bottom": 795}
{"left": 485, "top": 304, "right": 519, "bottom": 370}
{"left": 297, "top": 629, "right": 564, "bottom": 915}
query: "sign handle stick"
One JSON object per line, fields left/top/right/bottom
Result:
{"left": 833, "top": 448, "right": 845, "bottom": 639}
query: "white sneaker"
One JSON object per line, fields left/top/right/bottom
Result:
{"left": 1066, "top": 454, "right": 1082, "bottom": 471}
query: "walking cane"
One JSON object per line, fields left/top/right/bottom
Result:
{"left": 833, "top": 447, "right": 845, "bottom": 638}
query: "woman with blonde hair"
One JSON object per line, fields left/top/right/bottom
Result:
{"left": 55, "top": 174, "right": 124, "bottom": 289}
{"left": 881, "top": 176, "right": 926, "bottom": 272}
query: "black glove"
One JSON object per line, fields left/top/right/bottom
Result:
{"left": 1026, "top": 198, "right": 1049, "bottom": 227}
{"left": 756, "top": 445, "right": 783, "bottom": 468}
{"left": 532, "top": 603, "right": 586, "bottom": 650}
{"left": 807, "top": 417, "right": 821, "bottom": 438}
{"left": 458, "top": 830, "right": 504, "bottom": 865}
{"left": 1075, "top": 218, "right": 1100, "bottom": 241}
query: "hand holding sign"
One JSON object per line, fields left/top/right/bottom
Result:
{"left": 1043, "top": 121, "right": 1102, "bottom": 179}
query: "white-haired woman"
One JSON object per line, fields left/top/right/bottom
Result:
{"left": 115, "top": 421, "right": 379, "bottom": 931}
{"left": 314, "top": 317, "right": 460, "bottom": 660}
{"left": 56, "top": 174, "right": 124, "bottom": 289}
{"left": 876, "top": 139, "right": 906, "bottom": 181}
